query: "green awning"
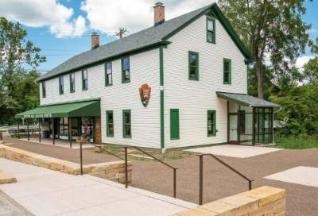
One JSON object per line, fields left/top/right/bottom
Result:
{"left": 217, "top": 92, "right": 280, "bottom": 108}
{"left": 16, "top": 100, "right": 100, "bottom": 119}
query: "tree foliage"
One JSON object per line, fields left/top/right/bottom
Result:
{"left": 219, "top": 0, "right": 311, "bottom": 98}
{"left": 0, "top": 17, "right": 45, "bottom": 124}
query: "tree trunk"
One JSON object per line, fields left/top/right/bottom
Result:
{"left": 256, "top": 58, "right": 264, "bottom": 99}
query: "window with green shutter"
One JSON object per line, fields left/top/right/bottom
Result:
{"left": 223, "top": 58, "right": 231, "bottom": 84}
{"left": 207, "top": 16, "right": 216, "bottom": 44}
{"left": 170, "top": 109, "right": 180, "bottom": 140}
{"left": 207, "top": 110, "right": 216, "bottom": 136}
{"left": 123, "top": 110, "right": 131, "bottom": 138}
{"left": 189, "top": 51, "right": 199, "bottom": 80}
{"left": 106, "top": 111, "right": 114, "bottom": 137}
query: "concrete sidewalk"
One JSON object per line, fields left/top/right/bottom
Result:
{"left": 0, "top": 158, "right": 195, "bottom": 216}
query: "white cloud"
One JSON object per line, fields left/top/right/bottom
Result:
{"left": 0, "top": 0, "right": 87, "bottom": 38}
{"left": 81, "top": 0, "right": 216, "bottom": 35}
{"left": 295, "top": 55, "right": 315, "bottom": 69}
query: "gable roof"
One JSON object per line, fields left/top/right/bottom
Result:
{"left": 37, "top": 3, "right": 252, "bottom": 82}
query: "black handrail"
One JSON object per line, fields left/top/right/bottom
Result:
{"left": 198, "top": 154, "right": 254, "bottom": 205}
{"left": 124, "top": 146, "right": 177, "bottom": 198}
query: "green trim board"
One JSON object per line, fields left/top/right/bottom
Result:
{"left": 15, "top": 100, "right": 101, "bottom": 119}
{"left": 160, "top": 90, "right": 165, "bottom": 148}
{"left": 159, "top": 46, "right": 164, "bottom": 86}
{"left": 170, "top": 109, "right": 180, "bottom": 140}
{"left": 188, "top": 51, "right": 199, "bottom": 80}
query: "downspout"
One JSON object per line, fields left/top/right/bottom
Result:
{"left": 159, "top": 45, "right": 165, "bottom": 152}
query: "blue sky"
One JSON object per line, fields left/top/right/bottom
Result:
{"left": 1, "top": 0, "right": 317, "bottom": 73}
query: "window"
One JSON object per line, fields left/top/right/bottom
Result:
{"left": 207, "top": 110, "right": 216, "bottom": 136}
{"left": 59, "top": 76, "right": 64, "bottom": 95}
{"left": 170, "top": 109, "right": 180, "bottom": 140}
{"left": 223, "top": 58, "right": 232, "bottom": 84}
{"left": 189, "top": 51, "right": 199, "bottom": 80}
{"left": 82, "top": 69, "right": 88, "bottom": 90}
{"left": 42, "top": 81, "right": 46, "bottom": 98}
{"left": 207, "top": 17, "right": 216, "bottom": 43}
{"left": 105, "top": 62, "right": 112, "bottom": 86}
{"left": 239, "top": 110, "right": 246, "bottom": 134}
{"left": 106, "top": 111, "right": 114, "bottom": 137}
{"left": 70, "top": 73, "right": 75, "bottom": 93}
{"left": 123, "top": 110, "right": 131, "bottom": 138}
{"left": 121, "top": 57, "right": 130, "bottom": 83}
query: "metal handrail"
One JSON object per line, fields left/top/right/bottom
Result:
{"left": 123, "top": 146, "right": 177, "bottom": 198}
{"left": 198, "top": 153, "right": 254, "bottom": 205}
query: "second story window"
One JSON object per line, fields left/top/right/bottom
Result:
{"left": 189, "top": 51, "right": 199, "bottom": 80}
{"left": 121, "top": 57, "right": 130, "bottom": 83}
{"left": 82, "top": 69, "right": 88, "bottom": 90}
{"left": 42, "top": 81, "right": 46, "bottom": 98}
{"left": 59, "top": 76, "right": 64, "bottom": 95}
{"left": 207, "top": 17, "right": 216, "bottom": 44}
{"left": 105, "top": 62, "right": 112, "bottom": 86}
{"left": 70, "top": 73, "right": 75, "bottom": 93}
{"left": 223, "top": 58, "right": 232, "bottom": 84}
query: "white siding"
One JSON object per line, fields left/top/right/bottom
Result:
{"left": 40, "top": 49, "right": 161, "bottom": 148}
{"left": 164, "top": 15, "right": 247, "bottom": 148}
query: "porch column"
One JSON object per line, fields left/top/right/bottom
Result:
{"left": 252, "top": 107, "right": 256, "bottom": 146}
{"left": 52, "top": 118, "right": 55, "bottom": 145}
{"left": 68, "top": 117, "right": 72, "bottom": 148}
{"left": 17, "top": 119, "right": 20, "bottom": 139}
{"left": 38, "top": 118, "right": 41, "bottom": 143}
{"left": 27, "top": 119, "right": 30, "bottom": 141}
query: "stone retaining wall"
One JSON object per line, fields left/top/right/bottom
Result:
{"left": 0, "top": 145, "right": 132, "bottom": 183}
{"left": 173, "top": 186, "right": 286, "bottom": 216}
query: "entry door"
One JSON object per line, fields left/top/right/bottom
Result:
{"left": 229, "top": 114, "right": 239, "bottom": 143}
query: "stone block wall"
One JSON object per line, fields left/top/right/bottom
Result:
{"left": 173, "top": 186, "right": 286, "bottom": 216}
{"left": 0, "top": 145, "right": 132, "bottom": 183}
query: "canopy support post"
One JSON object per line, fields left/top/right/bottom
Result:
{"left": 38, "top": 118, "right": 41, "bottom": 143}
{"left": 17, "top": 119, "right": 20, "bottom": 139}
{"left": 252, "top": 107, "right": 256, "bottom": 146}
{"left": 52, "top": 118, "right": 55, "bottom": 146}
{"left": 69, "top": 117, "right": 72, "bottom": 148}
{"left": 27, "top": 120, "right": 30, "bottom": 141}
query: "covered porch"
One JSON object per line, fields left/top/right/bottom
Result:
{"left": 15, "top": 100, "right": 101, "bottom": 148}
{"left": 217, "top": 92, "right": 280, "bottom": 145}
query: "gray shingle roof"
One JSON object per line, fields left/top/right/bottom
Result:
{"left": 217, "top": 92, "right": 280, "bottom": 108}
{"left": 38, "top": 3, "right": 251, "bottom": 82}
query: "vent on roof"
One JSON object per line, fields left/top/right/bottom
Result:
{"left": 91, "top": 32, "right": 100, "bottom": 49}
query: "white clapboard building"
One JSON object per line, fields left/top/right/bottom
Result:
{"left": 16, "top": 2, "right": 279, "bottom": 149}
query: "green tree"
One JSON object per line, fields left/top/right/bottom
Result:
{"left": 303, "top": 57, "right": 318, "bottom": 85}
{"left": 219, "top": 0, "right": 311, "bottom": 98}
{"left": 0, "top": 17, "right": 45, "bottom": 124}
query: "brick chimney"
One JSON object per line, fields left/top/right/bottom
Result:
{"left": 154, "top": 2, "right": 165, "bottom": 26}
{"left": 91, "top": 32, "right": 100, "bottom": 49}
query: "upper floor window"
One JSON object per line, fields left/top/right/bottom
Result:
{"left": 121, "top": 57, "right": 130, "bottom": 83}
{"left": 223, "top": 58, "right": 232, "bottom": 84}
{"left": 207, "top": 17, "right": 216, "bottom": 44}
{"left": 188, "top": 51, "right": 199, "bottom": 80}
{"left": 105, "top": 62, "right": 112, "bottom": 86}
{"left": 70, "top": 73, "right": 75, "bottom": 93}
{"left": 59, "top": 76, "right": 64, "bottom": 95}
{"left": 82, "top": 69, "right": 88, "bottom": 90}
{"left": 42, "top": 81, "right": 46, "bottom": 98}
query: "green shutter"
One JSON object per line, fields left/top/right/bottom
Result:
{"left": 170, "top": 109, "right": 180, "bottom": 140}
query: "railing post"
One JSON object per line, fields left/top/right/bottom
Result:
{"left": 124, "top": 147, "right": 128, "bottom": 188}
{"left": 173, "top": 168, "right": 177, "bottom": 198}
{"left": 199, "top": 155, "right": 204, "bottom": 205}
{"left": 80, "top": 141, "right": 83, "bottom": 175}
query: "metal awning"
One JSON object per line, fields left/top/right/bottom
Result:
{"left": 216, "top": 92, "right": 280, "bottom": 108}
{"left": 15, "top": 100, "right": 100, "bottom": 119}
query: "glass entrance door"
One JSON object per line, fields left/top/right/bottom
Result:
{"left": 229, "top": 114, "right": 239, "bottom": 143}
